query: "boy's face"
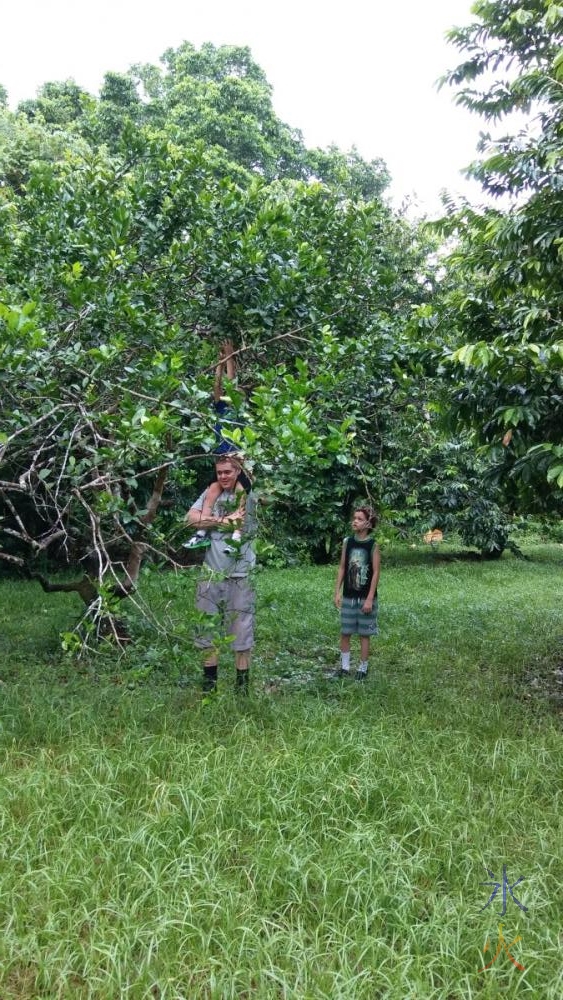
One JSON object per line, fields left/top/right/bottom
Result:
{"left": 351, "top": 510, "right": 370, "bottom": 533}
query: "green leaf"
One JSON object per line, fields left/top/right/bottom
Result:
{"left": 546, "top": 464, "right": 563, "bottom": 483}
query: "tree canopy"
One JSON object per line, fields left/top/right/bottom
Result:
{"left": 0, "top": 54, "right": 427, "bottom": 633}
{"left": 15, "top": 42, "right": 390, "bottom": 199}
{"left": 4, "top": 15, "right": 562, "bottom": 647}
{"left": 414, "top": 0, "right": 563, "bottom": 510}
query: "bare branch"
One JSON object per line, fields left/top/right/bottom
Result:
{"left": 108, "top": 464, "right": 169, "bottom": 596}
{"left": 140, "top": 464, "right": 168, "bottom": 526}
{"left": 71, "top": 489, "right": 111, "bottom": 583}
{"left": 36, "top": 528, "right": 68, "bottom": 552}
{"left": 54, "top": 419, "right": 82, "bottom": 501}
{"left": 0, "top": 405, "right": 73, "bottom": 461}
{"left": 0, "top": 480, "right": 27, "bottom": 492}
{"left": 111, "top": 541, "right": 147, "bottom": 598}
{"left": 25, "top": 570, "right": 98, "bottom": 604}
{"left": 0, "top": 491, "right": 36, "bottom": 547}
{"left": 0, "top": 552, "right": 26, "bottom": 567}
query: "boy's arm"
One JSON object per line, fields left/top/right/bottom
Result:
{"left": 213, "top": 339, "right": 236, "bottom": 403}
{"left": 223, "top": 338, "right": 236, "bottom": 382}
{"left": 234, "top": 484, "right": 246, "bottom": 520}
{"left": 213, "top": 345, "right": 226, "bottom": 403}
{"left": 186, "top": 485, "right": 229, "bottom": 530}
{"left": 222, "top": 486, "right": 246, "bottom": 536}
{"left": 334, "top": 541, "right": 346, "bottom": 608}
{"left": 362, "top": 544, "right": 381, "bottom": 613}
{"left": 201, "top": 481, "right": 221, "bottom": 519}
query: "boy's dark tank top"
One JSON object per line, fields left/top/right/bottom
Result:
{"left": 343, "top": 535, "right": 377, "bottom": 600}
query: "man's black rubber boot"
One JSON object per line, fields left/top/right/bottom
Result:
{"left": 202, "top": 664, "right": 218, "bottom": 693}
{"left": 235, "top": 668, "right": 249, "bottom": 694}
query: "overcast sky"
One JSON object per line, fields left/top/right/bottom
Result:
{"left": 2, "top": 0, "right": 486, "bottom": 214}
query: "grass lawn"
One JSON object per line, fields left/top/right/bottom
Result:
{"left": 0, "top": 543, "right": 562, "bottom": 999}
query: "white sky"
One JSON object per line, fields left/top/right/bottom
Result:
{"left": 2, "top": 0, "right": 486, "bottom": 215}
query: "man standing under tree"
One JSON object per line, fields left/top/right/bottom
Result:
{"left": 186, "top": 455, "right": 257, "bottom": 693}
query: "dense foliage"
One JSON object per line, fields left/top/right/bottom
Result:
{"left": 416, "top": 0, "right": 563, "bottom": 515}
{"left": 15, "top": 43, "right": 390, "bottom": 198}
{"left": 0, "top": 45, "right": 433, "bottom": 636}
{"left": 3, "top": 4, "right": 563, "bottom": 643}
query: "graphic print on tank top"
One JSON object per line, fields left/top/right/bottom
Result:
{"left": 346, "top": 541, "right": 372, "bottom": 596}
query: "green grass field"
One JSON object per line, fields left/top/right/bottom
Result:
{"left": 0, "top": 544, "right": 562, "bottom": 999}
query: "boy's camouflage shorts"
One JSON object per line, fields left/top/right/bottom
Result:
{"left": 340, "top": 596, "right": 378, "bottom": 637}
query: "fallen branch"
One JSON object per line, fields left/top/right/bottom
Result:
{"left": 24, "top": 569, "right": 98, "bottom": 605}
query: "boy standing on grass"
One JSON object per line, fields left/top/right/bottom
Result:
{"left": 334, "top": 506, "right": 380, "bottom": 680}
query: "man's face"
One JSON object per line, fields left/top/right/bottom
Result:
{"left": 215, "top": 461, "right": 238, "bottom": 492}
{"left": 351, "top": 511, "right": 370, "bottom": 533}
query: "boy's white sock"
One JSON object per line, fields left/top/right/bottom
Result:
{"left": 340, "top": 651, "right": 351, "bottom": 673}
{"left": 357, "top": 660, "right": 369, "bottom": 676}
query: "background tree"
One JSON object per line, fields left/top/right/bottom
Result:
{"left": 0, "top": 116, "right": 421, "bottom": 634}
{"left": 307, "top": 144, "right": 390, "bottom": 201}
{"left": 17, "top": 79, "right": 95, "bottom": 129}
{"left": 16, "top": 42, "right": 391, "bottom": 199}
{"left": 421, "top": 0, "right": 563, "bottom": 511}
{"left": 5, "top": 37, "right": 484, "bottom": 650}
{"left": 0, "top": 102, "right": 91, "bottom": 194}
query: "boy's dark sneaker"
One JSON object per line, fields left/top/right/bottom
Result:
{"left": 355, "top": 670, "right": 368, "bottom": 682}
{"left": 332, "top": 667, "right": 351, "bottom": 679}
